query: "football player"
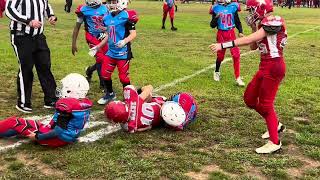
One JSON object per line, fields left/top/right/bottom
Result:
{"left": 105, "top": 85, "right": 198, "bottom": 133}
{"left": 72, "top": 0, "right": 109, "bottom": 89}
{"left": 209, "top": 0, "right": 245, "bottom": 86}
{"left": 90, "top": 0, "right": 138, "bottom": 105}
{"left": 162, "top": 0, "right": 178, "bottom": 31}
{"left": 0, "top": 0, "right": 5, "bottom": 18}
{"left": 0, "top": 74, "right": 92, "bottom": 147}
{"left": 209, "top": 0, "right": 287, "bottom": 154}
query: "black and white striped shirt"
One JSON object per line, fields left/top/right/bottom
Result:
{"left": 5, "top": 0, "right": 55, "bottom": 36}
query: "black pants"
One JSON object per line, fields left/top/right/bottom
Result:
{"left": 10, "top": 33, "right": 57, "bottom": 107}
{"left": 65, "top": 0, "right": 72, "bottom": 13}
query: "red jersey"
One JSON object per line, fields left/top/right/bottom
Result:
{"left": 258, "top": 16, "right": 287, "bottom": 60}
{"left": 123, "top": 86, "right": 165, "bottom": 133}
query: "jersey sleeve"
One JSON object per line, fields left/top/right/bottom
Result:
{"left": 75, "top": 5, "right": 84, "bottom": 17}
{"left": 126, "top": 10, "right": 139, "bottom": 23}
{"left": 209, "top": 5, "right": 213, "bottom": 15}
{"left": 261, "top": 16, "right": 285, "bottom": 34}
{"left": 55, "top": 99, "right": 74, "bottom": 113}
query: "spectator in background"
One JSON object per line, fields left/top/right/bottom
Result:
{"left": 0, "top": 0, "right": 5, "bottom": 18}
{"left": 65, "top": 0, "right": 73, "bottom": 13}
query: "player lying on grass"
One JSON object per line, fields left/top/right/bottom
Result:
{"left": 0, "top": 74, "right": 92, "bottom": 147}
{"left": 209, "top": 0, "right": 245, "bottom": 86}
{"left": 90, "top": 0, "right": 138, "bottom": 105}
{"left": 72, "top": 0, "right": 109, "bottom": 89}
{"left": 104, "top": 85, "right": 198, "bottom": 133}
{"left": 209, "top": 0, "right": 287, "bottom": 154}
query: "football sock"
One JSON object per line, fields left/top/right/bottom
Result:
{"left": 104, "top": 80, "right": 113, "bottom": 93}
{"left": 170, "top": 18, "right": 174, "bottom": 28}
{"left": 215, "top": 59, "right": 221, "bottom": 72}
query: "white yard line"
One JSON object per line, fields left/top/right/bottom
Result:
{"left": 0, "top": 26, "right": 319, "bottom": 152}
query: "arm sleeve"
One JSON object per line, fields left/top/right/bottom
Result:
{"left": 36, "top": 129, "right": 58, "bottom": 140}
{"left": 234, "top": 11, "right": 243, "bottom": 34}
{"left": 5, "top": 0, "right": 31, "bottom": 24}
{"left": 210, "top": 12, "right": 219, "bottom": 29}
{"left": 126, "top": 20, "right": 136, "bottom": 30}
{"left": 46, "top": 3, "right": 55, "bottom": 18}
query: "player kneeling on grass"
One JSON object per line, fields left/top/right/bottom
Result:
{"left": 209, "top": 0, "right": 287, "bottom": 154}
{"left": 0, "top": 74, "right": 92, "bottom": 147}
{"left": 209, "top": 0, "right": 245, "bottom": 86}
{"left": 104, "top": 85, "right": 198, "bottom": 133}
{"left": 90, "top": 0, "right": 138, "bottom": 105}
{"left": 72, "top": 0, "right": 109, "bottom": 89}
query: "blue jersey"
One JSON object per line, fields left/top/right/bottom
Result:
{"left": 103, "top": 10, "right": 138, "bottom": 60}
{"left": 51, "top": 98, "right": 92, "bottom": 143}
{"left": 212, "top": 3, "right": 238, "bottom": 31}
{"left": 165, "top": 0, "right": 174, "bottom": 8}
{"left": 76, "top": 5, "right": 109, "bottom": 37}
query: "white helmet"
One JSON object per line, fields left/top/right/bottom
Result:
{"left": 57, "top": 73, "right": 90, "bottom": 99}
{"left": 160, "top": 101, "right": 186, "bottom": 127}
{"left": 110, "top": 0, "right": 128, "bottom": 11}
{"left": 85, "top": 0, "right": 102, "bottom": 7}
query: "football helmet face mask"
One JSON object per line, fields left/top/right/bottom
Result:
{"left": 245, "top": 0, "right": 273, "bottom": 26}
{"left": 217, "top": 0, "right": 225, "bottom": 4}
{"left": 85, "top": 0, "right": 102, "bottom": 7}
{"left": 104, "top": 101, "right": 129, "bottom": 123}
{"left": 109, "top": 0, "right": 128, "bottom": 11}
{"left": 56, "top": 73, "right": 90, "bottom": 99}
{"left": 161, "top": 101, "right": 186, "bottom": 127}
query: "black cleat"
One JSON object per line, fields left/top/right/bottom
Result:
{"left": 171, "top": 27, "right": 177, "bottom": 31}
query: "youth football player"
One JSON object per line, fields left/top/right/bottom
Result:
{"left": 162, "top": 0, "right": 178, "bottom": 31}
{"left": 209, "top": 0, "right": 287, "bottom": 153}
{"left": 105, "top": 85, "right": 198, "bottom": 133}
{"left": 72, "top": 0, "right": 109, "bottom": 89}
{"left": 0, "top": 74, "right": 92, "bottom": 147}
{"left": 209, "top": 0, "right": 245, "bottom": 86}
{"left": 90, "top": 0, "right": 138, "bottom": 105}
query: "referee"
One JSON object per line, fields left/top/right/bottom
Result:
{"left": 5, "top": 0, "right": 58, "bottom": 113}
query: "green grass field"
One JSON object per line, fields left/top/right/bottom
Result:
{"left": 1, "top": 0, "right": 320, "bottom": 179}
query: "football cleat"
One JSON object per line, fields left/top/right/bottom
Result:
{"left": 171, "top": 27, "right": 177, "bottom": 31}
{"left": 16, "top": 104, "right": 32, "bottom": 113}
{"left": 98, "top": 92, "right": 116, "bottom": 105}
{"left": 261, "top": 122, "right": 286, "bottom": 139}
{"left": 255, "top": 141, "right": 282, "bottom": 154}
{"left": 214, "top": 72, "right": 220, "bottom": 82}
{"left": 236, "top": 77, "right": 245, "bottom": 86}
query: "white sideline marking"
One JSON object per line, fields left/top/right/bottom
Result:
{"left": 0, "top": 26, "right": 319, "bottom": 152}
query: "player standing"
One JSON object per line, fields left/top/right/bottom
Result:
{"left": 162, "top": 0, "right": 178, "bottom": 31}
{"left": 72, "top": 0, "right": 109, "bottom": 89}
{"left": 91, "top": 0, "right": 138, "bottom": 105}
{"left": 0, "top": 74, "right": 92, "bottom": 147}
{"left": 209, "top": 0, "right": 245, "bottom": 86}
{"left": 209, "top": 0, "right": 287, "bottom": 154}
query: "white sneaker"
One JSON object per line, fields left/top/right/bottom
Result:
{"left": 214, "top": 72, "right": 220, "bottom": 81}
{"left": 261, "top": 122, "right": 286, "bottom": 139}
{"left": 236, "top": 77, "right": 245, "bottom": 86}
{"left": 97, "top": 92, "right": 116, "bottom": 105}
{"left": 255, "top": 140, "right": 282, "bottom": 154}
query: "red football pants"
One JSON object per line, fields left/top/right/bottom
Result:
{"left": 85, "top": 32, "right": 108, "bottom": 64}
{"left": 244, "top": 58, "right": 286, "bottom": 144}
{"left": 216, "top": 29, "right": 241, "bottom": 78}
{"left": 0, "top": 116, "right": 69, "bottom": 147}
{"left": 163, "top": 4, "right": 175, "bottom": 19}
{"left": 101, "top": 55, "right": 130, "bottom": 84}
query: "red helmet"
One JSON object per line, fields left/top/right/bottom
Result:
{"left": 104, "top": 101, "right": 129, "bottom": 123}
{"left": 245, "top": 0, "right": 273, "bottom": 26}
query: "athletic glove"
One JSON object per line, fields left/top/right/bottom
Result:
{"left": 88, "top": 46, "right": 98, "bottom": 57}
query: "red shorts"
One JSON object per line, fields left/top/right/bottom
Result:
{"left": 163, "top": 4, "right": 175, "bottom": 19}
{"left": 216, "top": 28, "right": 240, "bottom": 62}
{"left": 101, "top": 55, "right": 130, "bottom": 84}
{"left": 85, "top": 32, "right": 108, "bottom": 64}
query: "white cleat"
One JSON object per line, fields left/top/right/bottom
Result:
{"left": 214, "top": 72, "right": 220, "bottom": 81}
{"left": 255, "top": 140, "right": 282, "bottom": 154}
{"left": 236, "top": 77, "right": 245, "bottom": 86}
{"left": 261, "top": 122, "right": 286, "bottom": 139}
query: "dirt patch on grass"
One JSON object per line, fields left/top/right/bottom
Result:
{"left": 141, "top": 149, "right": 176, "bottom": 158}
{"left": 186, "top": 164, "right": 237, "bottom": 180}
{"left": 245, "top": 166, "right": 267, "bottom": 180}
{"left": 286, "top": 144, "right": 320, "bottom": 178}
{"left": 16, "top": 153, "right": 65, "bottom": 178}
